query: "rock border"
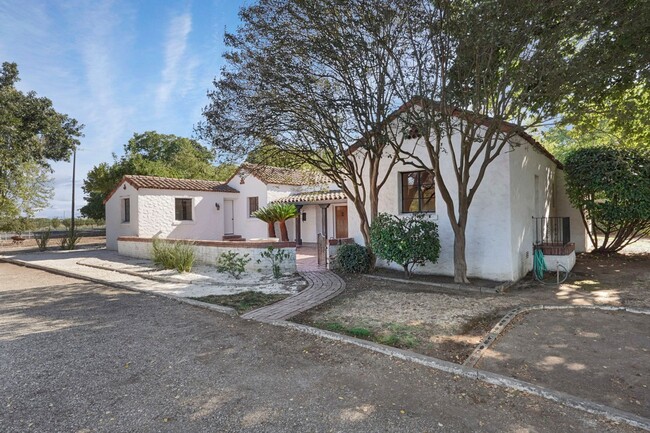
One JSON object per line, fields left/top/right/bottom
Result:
{"left": 363, "top": 274, "right": 513, "bottom": 294}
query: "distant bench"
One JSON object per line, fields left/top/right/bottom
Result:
{"left": 11, "top": 236, "right": 25, "bottom": 245}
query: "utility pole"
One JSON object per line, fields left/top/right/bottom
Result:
{"left": 71, "top": 147, "right": 76, "bottom": 233}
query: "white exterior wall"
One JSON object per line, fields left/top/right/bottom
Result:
{"left": 136, "top": 188, "right": 239, "bottom": 241}
{"left": 227, "top": 171, "right": 334, "bottom": 241}
{"left": 347, "top": 132, "right": 516, "bottom": 281}
{"left": 507, "top": 138, "right": 557, "bottom": 280}
{"left": 555, "top": 170, "right": 591, "bottom": 253}
{"left": 227, "top": 175, "right": 271, "bottom": 239}
{"left": 105, "top": 182, "right": 139, "bottom": 250}
{"left": 118, "top": 239, "right": 296, "bottom": 275}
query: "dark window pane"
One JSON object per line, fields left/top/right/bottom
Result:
{"left": 401, "top": 170, "right": 435, "bottom": 213}
{"left": 175, "top": 198, "right": 192, "bottom": 220}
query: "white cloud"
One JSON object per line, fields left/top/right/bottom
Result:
{"left": 156, "top": 12, "right": 194, "bottom": 111}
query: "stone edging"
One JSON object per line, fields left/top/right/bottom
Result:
{"left": 3, "top": 255, "right": 649, "bottom": 431}
{"left": 463, "top": 305, "right": 650, "bottom": 368}
{"left": 0, "top": 256, "right": 238, "bottom": 317}
{"left": 363, "top": 274, "right": 513, "bottom": 294}
{"left": 274, "top": 320, "right": 650, "bottom": 431}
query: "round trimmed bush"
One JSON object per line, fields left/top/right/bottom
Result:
{"left": 336, "top": 243, "right": 371, "bottom": 274}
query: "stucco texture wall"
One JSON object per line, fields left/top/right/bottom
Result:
{"left": 346, "top": 130, "right": 562, "bottom": 282}
{"left": 105, "top": 182, "right": 139, "bottom": 250}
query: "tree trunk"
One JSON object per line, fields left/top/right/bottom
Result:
{"left": 452, "top": 228, "right": 470, "bottom": 283}
{"left": 267, "top": 222, "right": 276, "bottom": 238}
{"left": 278, "top": 220, "right": 289, "bottom": 242}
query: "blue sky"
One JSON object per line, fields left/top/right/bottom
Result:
{"left": 0, "top": 0, "right": 246, "bottom": 217}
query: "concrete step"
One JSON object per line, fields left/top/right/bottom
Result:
{"left": 222, "top": 234, "right": 246, "bottom": 241}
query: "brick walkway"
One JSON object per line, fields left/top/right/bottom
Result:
{"left": 241, "top": 270, "right": 345, "bottom": 322}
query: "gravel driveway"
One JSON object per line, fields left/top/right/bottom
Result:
{"left": 0, "top": 263, "right": 637, "bottom": 432}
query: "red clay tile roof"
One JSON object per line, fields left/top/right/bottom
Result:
{"left": 273, "top": 190, "right": 347, "bottom": 204}
{"left": 235, "top": 163, "right": 330, "bottom": 186}
{"left": 103, "top": 175, "right": 238, "bottom": 204}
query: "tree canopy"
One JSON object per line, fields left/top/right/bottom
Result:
{"left": 199, "top": 0, "right": 649, "bottom": 282}
{"left": 0, "top": 61, "right": 83, "bottom": 223}
{"left": 81, "top": 131, "right": 236, "bottom": 219}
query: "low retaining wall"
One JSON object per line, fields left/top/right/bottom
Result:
{"left": 543, "top": 250, "right": 576, "bottom": 272}
{"left": 117, "top": 236, "right": 297, "bottom": 275}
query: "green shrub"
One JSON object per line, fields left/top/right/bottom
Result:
{"left": 35, "top": 228, "right": 51, "bottom": 251}
{"left": 565, "top": 145, "right": 650, "bottom": 252}
{"left": 370, "top": 213, "right": 440, "bottom": 278}
{"left": 152, "top": 238, "right": 196, "bottom": 273}
{"left": 60, "top": 229, "right": 82, "bottom": 250}
{"left": 216, "top": 251, "right": 251, "bottom": 279}
{"left": 257, "top": 246, "right": 292, "bottom": 278}
{"left": 335, "top": 243, "right": 370, "bottom": 273}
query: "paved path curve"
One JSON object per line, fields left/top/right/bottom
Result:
{"left": 241, "top": 270, "right": 345, "bottom": 322}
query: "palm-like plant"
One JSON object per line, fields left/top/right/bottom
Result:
{"left": 269, "top": 203, "right": 298, "bottom": 242}
{"left": 252, "top": 206, "right": 277, "bottom": 238}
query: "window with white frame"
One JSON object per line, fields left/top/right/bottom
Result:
{"left": 401, "top": 171, "right": 435, "bottom": 213}
{"left": 175, "top": 198, "right": 193, "bottom": 221}
{"left": 121, "top": 198, "right": 130, "bottom": 223}
{"left": 248, "top": 196, "right": 259, "bottom": 217}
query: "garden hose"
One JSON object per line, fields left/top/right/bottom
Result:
{"left": 533, "top": 248, "right": 547, "bottom": 280}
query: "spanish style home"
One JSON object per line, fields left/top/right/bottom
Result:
{"left": 104, "top": 164, "right": 347, "bottom": 250}
{"left": 105, "top": 138, "right": 586, "bottom": 281}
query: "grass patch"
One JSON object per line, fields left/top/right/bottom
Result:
{"left": 191, "top": 292, "right": 289, "bottom": 314}
{"left": 316, "top": 321, "right": 417, "bottom": 348}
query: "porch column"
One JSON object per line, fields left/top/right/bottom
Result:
{"left": 295, "top": 205, "right": 303, "bottom": 246}
{"left": 319, "top": 204, "right": 330, "bottom": 239}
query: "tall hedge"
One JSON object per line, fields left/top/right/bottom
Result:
{"left": 564, "top": 145, "right": 650, "bottom": 252}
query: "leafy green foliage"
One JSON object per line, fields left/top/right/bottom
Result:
{"left": 152, "top": 238, "right": 196, "bottom": 273}
{"left": 564, "top": 145, "right": 650, "bottom": 252}
{"left": 34, "top": 228, "right": 51, "bottom": 251}
{"left": 216, "top": 251, "right": 252, "bottom": 279}
{"left": 80, "top": 131, "right": 236, "bottom": 219}
{"left": 60, "top": 229, "right": 82, "bottom": 251}
{"left": 370, "top": 213, "right": 440, "bottom": 278}
{"left": 252, "top": 203, "right": 298, "bottom": 241}
{"left": 335, "top": 243, "right": 371, "bottom": 274}
{"left": 0, "top": 62, "right": 82, "bottom": 222}
{"left": 257, "top": 246, "right": 292, "bottom": 278}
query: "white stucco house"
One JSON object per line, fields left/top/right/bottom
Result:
{"left": 343, "top": 112, "right": 587, "bottom": 282}
{"left": 104, "top": 164, "right": 349, "bottom": 250}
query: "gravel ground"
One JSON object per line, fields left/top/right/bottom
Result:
{"left": 478, "top": 309, "right": 650, "bottom": 418}
{"left": 0, "top": 263, "right": 638, "bottom": 433}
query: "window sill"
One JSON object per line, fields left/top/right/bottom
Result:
{"left": 399, "top": 212, "right": 438, "bottom": 220}
{"left": 172, "top": 220, "right": 196, "bottom": 226}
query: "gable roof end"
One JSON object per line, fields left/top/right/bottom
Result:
{"left": 231, "top": 163, "right": 330, "bottom": 186}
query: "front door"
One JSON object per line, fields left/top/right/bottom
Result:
{"left": 335, "top": 205, "right": 348, "bottom": 239}
{"left": 224, "top": 199, "right": 234, "bottom": 234}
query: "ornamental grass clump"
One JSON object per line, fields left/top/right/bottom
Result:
{"left": 152, "top": 238, "right": 196, "bottom": 273}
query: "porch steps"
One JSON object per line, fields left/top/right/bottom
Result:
{"left": 222, "top": 234, "right": 246, "bottom": 241}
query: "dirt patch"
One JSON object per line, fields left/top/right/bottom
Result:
{"left": 294, "top": 242, "right": 650, "bottom": 364}
{"left": 191, "top": 292, "right": 289, "bottom": 314}
{"left": 477, "top": 309, "right": 650, "bottom": 418}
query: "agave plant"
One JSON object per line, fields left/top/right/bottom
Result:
{"left": 268, "top": 203, "right": 298, "bottom": 242}
{"left": 252, "top": 206, "right": 277, "bottom": 238}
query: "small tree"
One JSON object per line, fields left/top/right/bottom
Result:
{"left": 269, "top": 203, "right": 298, "bottom": 242}
{"left": 370, "top": 213, "right": 440, "bottom": 278}
{"left": 252, "top": 206, "right": 277, "bottom": 238}
{"left": 564, "top": 145, "right": 650, "bottom": 253}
